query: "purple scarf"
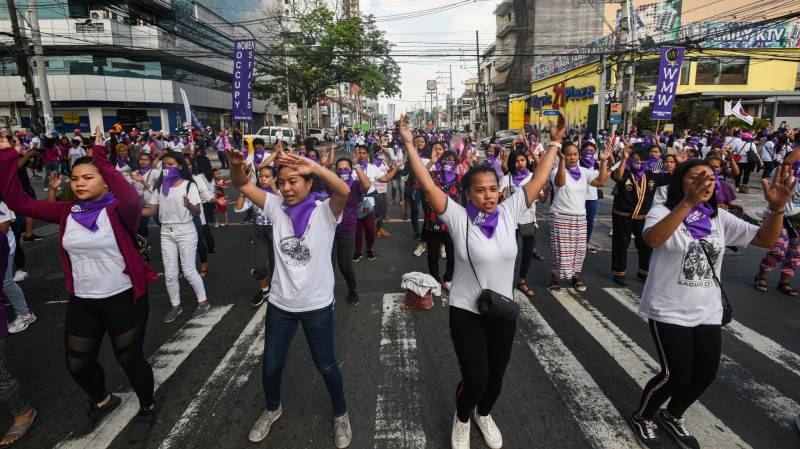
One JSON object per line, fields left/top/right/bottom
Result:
{"left": 374, "top": 154, "right": 384, "bottom": 167}
{"left": 117, "top": 159, "right": 127, "bottom": 169}
{"left": 137, "top": 164, "right": 151, "bottom": 176}
{"left": 70, "top": 192, "right": 116, "bottom": 232}
{"left": 580, "top": 151, "right": 595, "bottom": 169}
{"left": 358, "top": 160, "right": 368, "bottom": 171}
{"left": 309, "top": 155, "right": 319, "bottom": 163}
{"left": 337, "top": 169, "right": 355, "bottom": 186}
{"left": 627, "top": 160, "right": 645, "bottom": 180}
{"left": 643, "top": 156, "right": 661, "bottom": 172}
{"left": 466, "top": 202, "right": 499, "bottom": 238}
{"left": 714, "top": 173, "right": 736, "bottom": 204}
{"left": 253, "top": 149, "right": 266, "bottom": 166}
{"left": 512, "top": 168, "right": 529, "bottom": 186}
{"left": 683, "top": 202, "right": 714, "bottom": 239}
{"left": 161, "top": 166, "right": 182, "bottom": 196}
{"left": 440, "top": 161, "right": 457, "bottom": 185}
{"left": 259, "top": 184, "right": 274, "bottom": 194}
{"left": 283, "top": 192, "right": 325, "bottom": 238}
{"left": 566, "top": 164, "right": 582, "bottom": 181}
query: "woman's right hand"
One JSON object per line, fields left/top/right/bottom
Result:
{"left": 227, "top": 148, "right": 245, "bottom": 167}
{"left": 549, "top": 113, "right": 566, "bottom": 142}
{"left": 48, "top": 170, "right": 62, "bottom": 190}
{"left": 399, "top": 115, "right": 414, "bottom": 146}
{"left": 683, "top": 171, "right": 714, "bottom": 206}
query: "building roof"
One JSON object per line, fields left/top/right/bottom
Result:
{"left": 494, "top": 0, "right": 513, "bottom": 16}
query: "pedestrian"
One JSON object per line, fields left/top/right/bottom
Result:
{"left": 0, "top": 201, "right": 36, "bottom": 334}
{"left": 630, "top": 159, "right": 793, "bottom": 449}
{"left": 548, "top": 140, "right": 611, "bottom": 293}
{"left": 229, "top": 146, "right": 353, "bottom": 448}
{"left": 579, "top": 141, "right": 602, "bottom": 254}
{"left": 399, "top": 113, "right": 561, "bottom": 449}
{"left": 500, "top": 149, "right": 538, "bottom": 298}
{"left": 214, "top": 130, "right": 230, "bottom": 169}
{"left": 129, "top": 152, "right": 161, "bottom": 247}
{"left": 372, "top": 147, "right": 398, "bottom": 238}
{"left": 42, "top": 137, "right": 61, "bottom": 192}
{"left": 352, "top": 145, "right": 384, "bottom": 261}
{"left": 387, "top": 144, "right": 406, "bottom": 208}
{"left": 212, "top": 168, "right": 230, "bottom": 227}
{"left": 185, "top": 155, "right": 214, "bottom": 278}
{"left": 424, "top": 149, "right": 462, "bottom": 292}
{"left": 141, "top": 151, "right": 211, "bottom": 323}
{"left": 332, "top": 158, "right": 371, "bottom": 305}
{"left": 0, "top": 128, "right": 159, "bottom": 441}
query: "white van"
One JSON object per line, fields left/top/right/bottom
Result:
{"left": 244, "top": 126, "right": 299, "bottom": 148}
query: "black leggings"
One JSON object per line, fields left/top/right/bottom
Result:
{"left": 450, "top": 306, "right": 516, "bottom": 422}
{"left": 65, "top": 290, "right": 154, "bottom": 408}
{"left": 734, "top": 161, "right": 754, "bottom": 187}
{"left": 515, "top": 233, "right": 536, "bottom": 282}
{"left": 426, "top": 231, "right": 454, "bottom": 283}
{"left": 637, "top": 319, "right": 721, "bottom": 419}
{"left": 333, "top": 235, "right": 357, "bottom": 293}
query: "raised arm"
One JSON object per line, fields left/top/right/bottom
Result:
{"left": 90, "top": 127, "right": 141, "bottom": 228}
{"left": 751, "top": 165, "right": 794, "bottom": 247}
{"left": 643, "top": 172, "right": 713, "bottom": 248}
{"left": 523, "top": 116, "right": 564, "bottom": 204}
{"left": 230, "top": 148, "right": 267, "bottom": 209}
{"left": 612, "top": 140, "right": 629, "bottom": 183}
{"left": 589, "top": 144, "right": 613, "bottom": 187}
{"left": 278, "top": 153, "right": 350, "bottom": 217}
{"left": 353, "top": 162, "right": 372, "bottom": 192}
{"left": 400, "top": 115, "right": 447, "bottom": 214}
{"left": 377, "top": 163, "right": 398, "bottom": 183}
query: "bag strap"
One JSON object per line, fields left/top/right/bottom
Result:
{"left": 698, "top": 239, "right": 732, "bottom": 313}
{"left": 465, "top": 220, "right": 483, "bottom": 291}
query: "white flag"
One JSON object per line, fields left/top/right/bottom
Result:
{"left": 729, "top": 99, "right": 753, "bottom": 125}
{"left": 180, "top": 88, "right": 192, "bottom": 128}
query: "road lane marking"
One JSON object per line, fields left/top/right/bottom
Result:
{"left": 54, "top": 305, "right": 233, "bottom": 449}
{"left": 515, "top": 291, "right": 637, "bottom": 449}
{"left": 159, "top": 303, "right": 266, "bottom": 449}
{"left": 604, "top": 287, "right": 800, "bottom": 431}
{"left": 558, "top": 289, "right": 750, "bottom": 448}
{"left": 373, "top": 294, "right": 426, "bottom": 449}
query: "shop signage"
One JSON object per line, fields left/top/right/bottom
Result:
{"left": 530, "top": 84, "right": 595, "bottom": 110}
{"left": 231, "top": 39, "right": 256, "bottom": 121}
{"left": 651, "top": 47, "right": 684, "bottom": 120}
{"left": 542, "top": 109, "right": 560, "bottom": 116}
{"left": 610, "top": 102, "right": 622, "bottom": 124}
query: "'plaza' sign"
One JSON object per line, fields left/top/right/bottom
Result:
{"left": 529, "top": 83, "right": 596, "bottom": 110}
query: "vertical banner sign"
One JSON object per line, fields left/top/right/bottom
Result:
{"left": 386, "top": 103, "right": 396, "bottom": 127}
{"left": 651, "top": 47, "right": 684, "bottom": 120}
{"left": 232, "top": 39, "right": 256, "bottom": 121}
{"left": 180, "top": 88, "right": 192, "bottom": 127}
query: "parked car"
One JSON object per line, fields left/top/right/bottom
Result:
{"left": 307, "top": 128, "right": 327, "bottom": 145}
{"left": 244, "top": 126, "right": 299, "bottom": 148}
{"left": 479, "top": 129, "right": 520, "bottom": 150}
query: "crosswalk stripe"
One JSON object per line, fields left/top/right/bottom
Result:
{"left": 54, "top": 305, "right": 233, "bottom": 449}
{"left": 158, "top": 303, "right": 267, "bottom": 449}
{"left": 603, "top": 287, "right": 800, "bottom": 432}
{"left": 373, "top": 294, "right": 427, "bottom": 448}
{"left": 558, "top": 290, "right": 750, "bottom": 448}
{"left": 515, "top": 291, "right": 638, "bottom": 449}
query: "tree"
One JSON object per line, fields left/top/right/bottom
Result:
{"left": 254, "top": 6, "right": 401, "bottom": 123}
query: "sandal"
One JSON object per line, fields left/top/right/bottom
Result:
{"left": 571, "top": 277, "right": 587, "bottom": 292}
{"left": 754, "top": 276, "right": 768, "bottom": 292}
{"left": 547, "top": 280, "right": 562, "bottom": 295}
{"left": 0, "top": 408, "right": 37, "bottom": 448}
{"left": 532, "top": 249, "right": 545, "bottom": 261}
{"left": 777, "top": 282, "right": 798, "bottom": 297}
{"left": 517, "top": 281, "right": 535, "bottom": 298}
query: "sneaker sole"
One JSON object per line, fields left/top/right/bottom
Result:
{"left": 658, "top": 413, "right": 695, "bottom": 449}
{"left": 163, "top": 309, "right": 183, "bottom": 323}
{"left": 248, "top": 409, "right": 282, "bottom": 443}
{"left": 472, "top": 413, "right": 502, "bottom": 449}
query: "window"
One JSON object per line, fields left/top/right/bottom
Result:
{"left": 635, "top": 59, "right": 660, "bottom": 86}
{"left": 695, "top": 57, "right": 749, "bottom": 85}
{"left": 777, "top": 104, "right": 800, "bottom": 117}
{"left": 680, "top": 63, "right": 690, "bottom": 85}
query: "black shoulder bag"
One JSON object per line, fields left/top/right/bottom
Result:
{"left": 698, "top": 240, "right": 732, "bottom": 326}
{"left": 465, "top": 222, "right": 520, "bottom": 322}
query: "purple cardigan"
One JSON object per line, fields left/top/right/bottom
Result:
{"left": 0, "top": 145, "right": 157, "bottom": 301}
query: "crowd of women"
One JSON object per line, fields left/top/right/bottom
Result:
{"left": 0, "top": 115, "right": 797, "bottom": 449}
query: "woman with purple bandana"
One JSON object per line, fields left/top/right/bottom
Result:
{"left": 401, "top": 113, "right": 563, "bottom": 449}
{"left": 228, "top": 145, "right": 353, "bottom": 448}
{"left": 0, "top": 128, "right": 159, "bottom": 441}
{"left": 630, "top": 159, "right": 793, "bottom": 449}
{"left": 579, "top": 141, "right": 602, "bottom": 254}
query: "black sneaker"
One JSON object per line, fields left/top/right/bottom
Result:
{"left": 128, "top": 404, "right": 158, "bottom": 443}
{"left": 22, "top": 233, "right": 45, "bottom": 243}
{"left": 613, "top": 275, "right": 628, "bottom": 286}
{"left": 629, "top": 414, "right": 662, "bottom": 449}
{"left": 347, "top": 290, "right": 360, "bottom": 305}
{"left": 77, "top": 394, "right": 122, "bottom": 436}
{"left": 366, "top": 250, "right": 376, "bottom": 261}
{"left": 251, "top": 289, "right": 269, "bottom": 308}
{"left": 352, "top": 253, "right": 362, "bottom": 262}
{"left": 658, "top": 410, "right": 699, "bottom": 449}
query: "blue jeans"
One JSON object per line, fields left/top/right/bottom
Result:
{"left": 3, "top": 247, "right": 28, "bottom": 316}
{"left": 585, "top": 199, "right": 599, "bottom": 243}
{"left": 262, "top": 303, "right": 346, "bottom": 417}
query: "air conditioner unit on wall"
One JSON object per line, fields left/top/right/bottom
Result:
{"left": 89, "top": 10, "right": 109, "bottom": 20}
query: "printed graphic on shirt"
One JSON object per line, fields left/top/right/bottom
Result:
{"left": 678, "top": 235, "right": 721, "bottom": 288}
{"left": 279, "top": 235, "right": 311, "bottom": 266}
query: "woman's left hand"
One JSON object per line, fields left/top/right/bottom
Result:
{"left": 763, "top": 164, "right": 796, "bottom": 210}
{"left": 598, "top": 144, "right": 613, "bottom": 161}
{"left": 94, "top": 126, "right": 104, "bottom": 146}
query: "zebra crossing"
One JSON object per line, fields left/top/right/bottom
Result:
{"left": 36, "top": 285, "right": 799, "bottom": 449}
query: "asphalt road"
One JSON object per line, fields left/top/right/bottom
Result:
{"left": 4, "top": 162, "right": 800, "bottom": 449}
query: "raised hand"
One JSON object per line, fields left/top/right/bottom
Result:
{"left": 48, "top": 170, "right": 62, "bottom": 190}
{"left": 676, "top": 148, "right": 690, "bottom": 164}
{"left": 227, "top": 148, "right": 246, "bottom": 167}
{"left": 684, "top": 171, "right": 714, "bottom": 206}
{"left": 0, "top": 133, "right": 9, "bottom": 149}
{"left": 130, "top": 171, "right": 145, "bottom": 184}
{"left": 549, "top": 113, "right": 566, "bottom": 142}
{"left": 763, "top": 164, "right": 796, "bottom": 210}
{"left": 598, "top": 144, "right": 613, "bottom": 161}
{"left": 277, "top": 153, "right": 316, "bottom": 176}
{"left": 399, "top": 114, "right": 414, "bottom": 145}
{"left": 94, "top": 126, "right": 103, "bottom": 146}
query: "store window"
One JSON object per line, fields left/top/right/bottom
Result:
{"left": 680, "top": 63, "right": 690, "bottom": 85}
{"left": 695, "top": 57, "right": 749, "bottom": 85}
{"left": 635, "top": 59, "right": 660, "bottom": 86}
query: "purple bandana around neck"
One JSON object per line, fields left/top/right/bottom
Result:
{"left": 714, "top": 172, "right": 736, "bottom": 204}
{"left": 644, "top": 156, "right": 661, "bottom": 172}
{"left": 337, "top": 169, "right": 355, "bottom": 186}
{"left": 566, "top": 164, "right": 582, "bottom": 181}
{"left": 161, "top": 166, "right": 182, "bottom": 196}
{"left": 441, "top": 161, "right": 457, "bottom": 184}
{"left": 283, "top": 191, "right": 324, "bottom": 238}
{"left": 466, "top": 201, "right": 499, "bottom": 239}
{"left": 138, "top": 164, "right": 151, "bottom": 176}
{"left": 358, "top": 160, "right": 368, "bottom": 171}
{"left": 70, "top": 191, "right": 116, "bottom": 232}
{"left": 374, "top": 154, "right": 384, "bottom": 167}
{"left": 580, "top": 151, "right": 595, "bottom": 169}
{"left": 512, "top": 168, "right": 529, "bottom": 186}
{"left": 253, "top": 149, "right": 266, "bottom": 166}
{"left": 485, "top": 154, "right": 497, "bottom": 166}
{"left": 117, "top": 159, "right": 127, "bottom": 169}
{"left": 627, "top": 160, "right": 645, "bottom": 180}
{"left": 259, "top": 184, "right": 274, "bottom": 194}
{"left": 683, "top": 202, "right": 714, "bottom": 239}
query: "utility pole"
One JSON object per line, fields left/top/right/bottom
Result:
{"left": 475, "top": 30, "right": 486, "bottom": 135}
{"left": 597, "top": 54, "right": 606, "bottom": 134}
{"left": 617, "top": 0, "right": 636, "bottom": 133}
{"left": 28, "top": 0, "right": 53, "bottom": 133}
{"left": 6, "top": 0, "right": 41, "bottom": 134}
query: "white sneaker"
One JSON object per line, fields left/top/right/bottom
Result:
{"left": 451, "top": 413, "right": 470, "bottom": 449}
{"left": 12, "top": 271, "right": 28, "bottom": 282}
{"left": 8, "top": 312, "right": 36, "bottom": 334}
{"left": 473, "top": 409, "right": 502, "bottom": 449}
{"left": 413, "top": 242, "right": 427, "bottom": 257}
{"left": 333, "top": 412, "right": 352, "bottom": 448}
{"left": 248, "top": 407, "right": 282, "bottom": 443}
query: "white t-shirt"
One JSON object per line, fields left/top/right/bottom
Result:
{"left": 499, "top": 173, "right": 536, "bottom": 225}
{"left": 731, "top": 138, "right": 752, "bottom": 163}
{"left": 151, "top": 180, "right": 201, "bottom": 225}
{"left": 68, "top": 146, "right": 86, "bottom": 167}
{"left": 373, "top": 163, "right": 389, "bottom": 194}
{"left": 584, "top": 166, "right": 599, "bottom": 201}
{"left": 134, "top": 167, "right": 161, "bottom": 205}
{"left": 62, "top": 209, "right": 133, "bottom": 298}
{"left": 261, "top": 194, "right": 342, "bottom": 312}
{"left": 639, "top": 204, "right": 758, "bottom": 326}
{"left": 0, "top": 201, "right": 16, "bottom": 253}
{"left": 438, "top": 191, "right": 531, "bottom": 314}
{"left": 761, "top": 141, "right": 775, "bottom": 162}
{"left": 361, "top": 163, "right": 381, "bottom": 194}
{"left": 549, "top": 166, "right": 598, "bottom": 215}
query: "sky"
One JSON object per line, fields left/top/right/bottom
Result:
{"left": 359, "top": 0, "right": 499, "bottom": 116}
